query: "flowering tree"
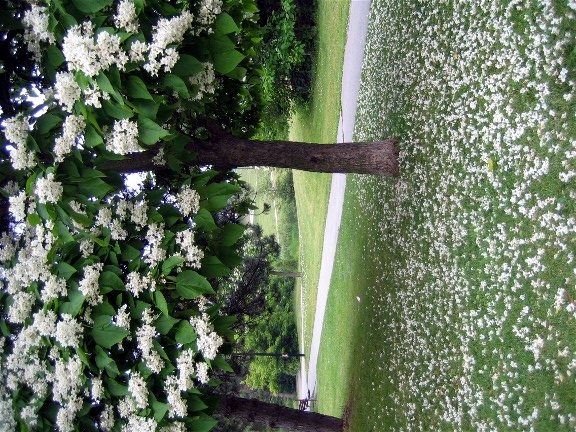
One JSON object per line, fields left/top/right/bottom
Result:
{"left": 0, "top": 0, "right": 265, "bottom": 430}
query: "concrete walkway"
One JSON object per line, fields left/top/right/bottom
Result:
{"left": 297, "top": 0, "right": 372, "bottom": 405}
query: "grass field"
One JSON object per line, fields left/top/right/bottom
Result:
{"left": 290, "top": 0, "right": 350, "bottom": 358}
{"left": 314, "top": 1, "right": 576, "bottom": 430}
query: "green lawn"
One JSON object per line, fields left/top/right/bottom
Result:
{"left": 290, "top": 0, "right": 349, "bottom": 359}
{"left": 315, "top": 1, "right": 576, "bottom": 430}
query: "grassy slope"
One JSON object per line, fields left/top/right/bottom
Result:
{"left": 290, "top": 0, "right": 349, "bottom": 360}
{"left": 318, "top": 1, "right": 576, "bottom": 430}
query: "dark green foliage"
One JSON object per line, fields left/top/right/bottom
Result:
{"left": 254, "top": 0, "right": 317, "bottom": 140}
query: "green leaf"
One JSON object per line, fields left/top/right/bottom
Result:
{"left": 187, "top": 395, "right": 209, "bottom": 411}
{"left": 35, "top": 113, "right": 62, "bottom": 134}
{"left": 96, "top": 72, "right": 117, "bottom": 95}
{"left": 126, "top": 75, "right": 154, "bottom": 100}
{"left": 209, "top": 33, "right": 236, "bottom": 53}
{"left": 56, "top": 220, "right": 75, "bottom": 243}
{"left": 103, "top": 376, "right": 128, "bottom": 397}
{"left": 47, "top": 45, "right": 65, "bottom": 67}
{"left": 212, "top": 355, "right": 234, "bottom": 372}
{"left": 171, "top": 54, "right": 204, "bottom": 77}
{"left": 221, "top": 223, "right": 245, "bottom": 247}
{"left": 153, "top": 291, "right": 169, "bottom": 315}
{"left": 59, "top": 284, "right": 85, "bottom": 316}
{"left": 176, "top": 270, "right": 215, "bottom": 299}
{"left": 200, "top": 256, "right": 230, "bottom": 278}
{"left": 132, "top": 99, "right": 159, "bottom": 120}
{"left": 57, "top": 261, "right": 77, "bottom": 280}
{"left": 175, "top": 320, "right": 196, "bottom": 345}
{"left": 204, "top": 183, "right": 242, "bottom": 211}
{"left": 84, "top": 124, "right": 104, "bottom": 147}
{"left": 155, "top": 313, "right": 179, "bottom": 335}
{"left": 102, "top": 99, "right": 133, "bottom": 119}
{"left": 161, "top": 256, "right": 185, "bottom": 276}
{"left": 213, "top": 49, "right": 245, "bottom": 74}
{"left": 95, "top": 345, "right": 113, "bottom": 369}
{"left": 99, "top": 271, "right": 124, "bottom": 291}
{"left": 163, "top": 74, "right": 189, "bottom": 98}
{"left": 215, "top": 13, "right": 239, "bottom": 34}
{"left": 71, "top": 0, "right": 113, "bottom": 13}
{"left": 77, "top": 177, "right": 113, "bottom": 198}
{"left": 195, "top": 208, "right": 218, "bottom": 232}
{"left": 92, "top": 315, "right": 130, "bottom": 349}
{"left": 121, "top": 244, "right": 141, "bottom": 261}
{"left": 138, "top": 117, "right": 168, "bottom": 145}
{"left": 152, "top": 399, "right": 169, "bottom": 422}
{"left": 188, "top": 415, "right": 218, "bottom": 432}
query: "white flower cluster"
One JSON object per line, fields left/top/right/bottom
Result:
{"left": 114, "top": 0, "right": 140, "bottom": 33}
{"left": 196, "top": 0, "right": 223, "bottom": 31}
{"left": 106, "top": 119, "right": 140, "bottom": 155}
{"left": 144, "top": 223, "right": 166, "bottom": 266}
{"left": 144, "top": 11, "right": 194, "bottom": 77}
{"left": 126, "top": 271, "right": 156, "bottom": 297}
{"left": 189, "top": 62, "right": 216, "bottom": 100}
{"left": 54, "top": 115, "right": 86, "bottom": 162}
{"left": 78, "top": 263, "right": 104, "bottom": 306}
{"left": 165, "top": 375, "right": 187, "bottom": 418}
{"left": 54, "top": 71, "right": 82, "bottom": 113}
{"left": 62, "top": 22, "right": 127, "bottom": 77}
{"left": 4, "top": 114, "right": 35, "bottom": 170}
{"left": 84, "top": 83, "right": 110, "bottom": 108}
{"left": 136, "top": 308, "right": 164, "bottom": 373}
{"left": 22, "top": 4, "right": 55, "bottom": 62}
{"left": 113, "top": 304, "right": 131, "bottom": 329}
{"left": 50, "top": 355, "right": 84, "bottom": 432}
{"left": 8, "top": 191, "right": 27, "bottom": 222}
{"left": 176, "top": 185, "right": 200, "bottom": 216}
{"left": 176, "top": 229, "right": 204, "bottom": 269}
{"left": 190, "top": 312, "right": 223, "bottom": 360}
{"left": 128, "top": 371, "right": 148, "bottom": 409}
{"left": 176, "top": 348, "right": 196, "bottom": 391}
{"left": 54, "top": 314, "right": 83, "bottom": 348}
{"left": 35, "top": 173, "right": 63, "bottom": 204}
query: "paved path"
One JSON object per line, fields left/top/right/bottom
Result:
{"left": 297, "top": 0, "right": 372, "bottom": 405}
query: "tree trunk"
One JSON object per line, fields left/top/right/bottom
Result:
{"left": 101, "top": 134, "right": 399, "bottom": 176}
{"left": 270, "top": 271, "right": 303, "bottom": 277}
{"left": 214, "top": 395, "right": 343, "bottom": 431}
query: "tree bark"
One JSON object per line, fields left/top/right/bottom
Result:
{"left": 214, "top": 395, "right": 343, "bottom": 431}
{"left": 101, "top": 135, "right": 399, "bottom": 176}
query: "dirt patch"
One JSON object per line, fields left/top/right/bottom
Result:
{"left": 341, "top": 394, "right": 353, "bottom": 431}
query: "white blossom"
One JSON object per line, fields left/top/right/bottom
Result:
{"left": 35, "top": 173, "right": 63, "bottom": 204}
{"left": 32, "top": 309, "right": 57, "bottom": 337}
{"left": 4, "top": 114, "right": 35, "bottom": 170}
{"left": 144, "top": 11, "right": 194, "bottom": 76}
{"left": 126, "top": 271, "right": 156, "bottom": 298}
{"left": 176, "top": 185, "right": 200, "bottom": 216}
{"left": 54, "top": 115, "right": 85, "bottom": 162}
{"left": 22, "top": 5, "right": 55, "bottom": 61}
{"left": 8, "top": 291, "right": 36, "bottom": 324}
{"left": 78, "top": 263, "right": 104, "bottom": 306}
{"left": 165, "top": 375, "right": 187, "bottom": 418}
{"left": 54, "top": 71, "right": 81, "bottom": 113}
{"left": 196, "top": 361, "right": 209, "bottom": 384}
{"left": 177, "top": 348, "right": 196, "bottom": 391}
{"left": 106, "top": 119, "right": 140, "bottom": 155}
{"left": 8, "top": 190, "right": 27, "bottom": 222}
{"left": 54, "top": 314, "right": 83, "bottom": 348}
{"left": 128, "top": 371, "right": 148, "bottom": 409}
{"left": 136, "top": 308, "right": 164, "bottom": 373}
{"left": 190, "top": 312, "right": 223, "bottom": 360}
{"left": 114, "top": 0, "right": 140, "bottom": 33}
